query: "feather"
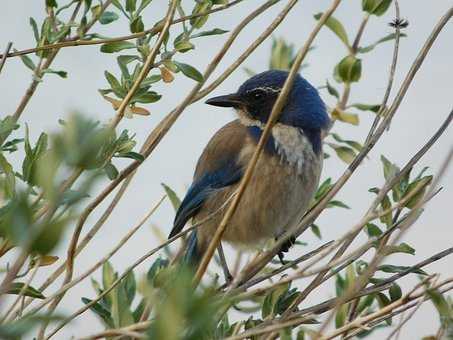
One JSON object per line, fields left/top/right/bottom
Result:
{"left": 168, "top": 121, "right": 246, "bottom": 239}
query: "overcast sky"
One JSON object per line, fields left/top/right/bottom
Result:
{"left": 1, "top": 0, "right": 452, "bottom": 339}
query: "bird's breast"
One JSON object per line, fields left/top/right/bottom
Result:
{"left": 271, "top": 124, "right": 317, "bottom": 174}
{"left": 223, "top": 126, "right": 322, "bottom": 246}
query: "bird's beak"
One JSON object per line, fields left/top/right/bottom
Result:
{"left": 205, "top": 93, "right": 244, "bottom": 108}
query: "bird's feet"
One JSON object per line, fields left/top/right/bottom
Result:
{"left": 277, "top": 235, "right": 296, "bottom": 265}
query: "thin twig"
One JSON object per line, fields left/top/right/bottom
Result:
{"left": 0, "top": 258, "right": 40, "bottom": 322}
{"left": 0, "top": 42, "right": 12, "bottom": 75}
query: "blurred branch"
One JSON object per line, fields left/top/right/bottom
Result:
{"left": 20, "top": 196, "right": 165, "bottom": 322}
{"left": 31, "top": 192, "right": 238, "bottom": 334}
{"left": 0, "top": 258, "right": 40, "bottom": 322}
{"left": 36, "top": 2, "right": 179, "bottom": 335}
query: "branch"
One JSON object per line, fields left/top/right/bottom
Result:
{"left": 0, "top": 42, "right": 12, "bottom": 75}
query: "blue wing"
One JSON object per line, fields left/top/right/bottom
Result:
{"left": 169, "top": 160, "right": 242, "bottom": 238}
{"left": 168, "top": 120, "right": 248, "bottom": 239}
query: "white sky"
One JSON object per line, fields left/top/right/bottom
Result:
{"left": 1, "top": 0, "right": 452, "bottom": 339}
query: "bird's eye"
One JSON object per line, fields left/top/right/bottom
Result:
{"left": 249, "top": 89, "right": 265, "bottom": 100}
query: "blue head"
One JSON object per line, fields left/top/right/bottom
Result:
{"left": 205, "top": 70, "right": 330, "bottom": 132}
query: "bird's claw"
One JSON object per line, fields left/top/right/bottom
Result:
{"left": 276, "top": 235, "right": 296, "bottom": 265}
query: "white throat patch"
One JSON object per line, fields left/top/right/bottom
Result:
{"left": 237, "top": 110, "right": 313, "bottom": 173}
{"left": 272, "top": 124, "right": 312, "bottom": 173}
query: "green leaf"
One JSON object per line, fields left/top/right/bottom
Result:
{"left": 386, "top": 242, "right": 415, "bottom": 255}
{"left": 330, "top": 133, "right": 362, "bottom": 152}
{"left": 358, "top": 33, "right": 407, "bottom": 53}
{"left": 130, "top": 15, "right": 144, "bottom": 33}
{"left": 131, "top": 91, "right": 161, "bottom": 104}
{"left": 42, "top": 68, "right": 68, "bottom": 78}
{"left": 357, "top": 293, "right": 375, "bottom": 314}
{"left": 174, "top": 40, "right": 195, "bottom": 53}
{"left": 389, "top": 283, "right": 402, "bottom": 301}
{"left": 104, "top": 71, "right": 124, "bottom": 96}
{"left": 82, "top": 297, "right": 114, "bottom": 327}
{"left": 349, "top": 103, "right": 382, "bottom": 113}
{"left": 337, "top": 55, "right": 362, "bottom": 83}
{"left": 0, "top": 116, "right": 19, "bottom": 141}
{"left": 174, "top": 61, "right": 204, "bottom": 82}
{"left": 137, "top": 0, "right": 153, "bottom": 15}
{"left": 311, "top": 224, "right": 322, "bottom": 239}
{"left": 100, "top": 41, "right": 136, "bottom": 53}
{"left": 0, "top": 153, "right": 16, "bottom": 198}
{"left": 325, "top": 79, "right": 339, "bottom": 99}
{"left": 262, "top": 282, "right": 290, "bottom": 318}
{"left": 190, "top": 0, "right": 213, "bottom": 29}
{"left": 46, "top": 0, "right": 58, "bottom": 7}
{"left": 147, "top": 257, "right": 169, "bottom": 286}
{"left": 116, "top": 151, "right": 144, "bottom": 162}
{"left": 104, "top": 162, "right": 119, "bottom": 180}
{"left": 377, "top": 264, "right": 427, "bottom": 275}
{"left": 132, "top": 298, "right": 147, "bottom": 322}
{"left": 328, "top": 144, "right": 356, "bottom": 164}
{"left": 314, "top": 13, "right": 349, "bottom": 47}
{"left": 376, "top": 292, "right": 391, "bottom": 308}
{"left": 365, "top": 223, "right": 383, "bottom": 237}
{"left": 335, "top": 274, "right": 345, "bottom": 296}
{"left": 327, "top": 200, "right": 350, "bottom": 209}
{"left": 379, "top": 194, "right": 392, "bottom": 227}
{"left": 102, "top": 261, "right": 116, "bottom": 307}
{"left": 22, "top": 130, "right": 48, "bottom": 186}
{"left": 117, "top": 55, "right": 140, "bottom": 80}
{"left": 32, "top": 216, "right": 69, "bottom": 254}
{"left": 190, "top": 28, "right": 229, "bottom": 38}
{"left": 126, "top": 0, "right": 137, "bottom": 12}
{"left": 1, "top": 138, "right": 24, "bottom": 153}
{"left": 99, "top": 11, "right": 120, "bottom": 25}
{"left": 29, "top": 17, "right": 40, "bottom": 43}
{"left": 381, "top": 155, "right": 400, "bottom": 182}
{"left": 315, "top": 178, "right": 332, "bottom": 200}
{"left": 427, "top": 288, "right": 453, "bottom": 328}
{"left": 335, "top": 303, "right": 348, "bottom": 328}
{"left": 269, "top": 37, "right": 304, "bottom": 71}
{"left": 362, "top": 0, "right": 393, "bottom": 16}
{"left": 161, "top": 183, "right": 181, "bottom": 211}
{"left": 7, "top": 282, "right": 45, "bottom": 299}
{"left": 122, "top": 270, "right": 136, "bottom": 306}
{"left": 19, "top": 54, "right": 36, "bottom": 71}
{"left": 403, "top": 176, "right": 432, "bottom": 209}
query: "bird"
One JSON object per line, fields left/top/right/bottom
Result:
{"left": 168, "top": 70, "right": 330, "bottom": 267}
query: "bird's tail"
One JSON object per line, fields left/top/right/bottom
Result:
{"left": 182, "top": 231, "right": 202, "bottom": 267}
